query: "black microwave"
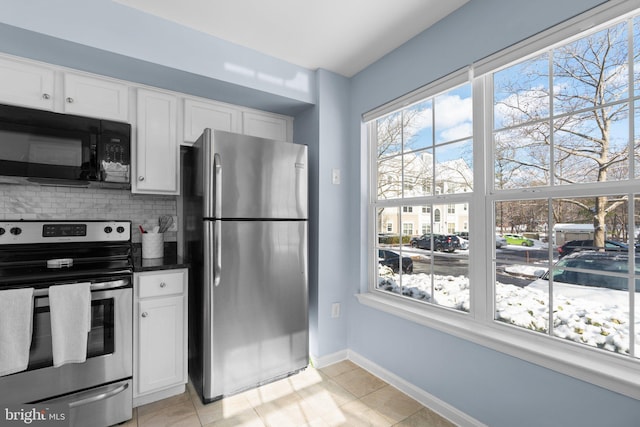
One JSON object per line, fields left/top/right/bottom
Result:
{"left": 0, "top": 103, "right": 131, "bottom": 189}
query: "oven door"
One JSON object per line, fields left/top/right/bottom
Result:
{"left": 0, "top": 279, "right": 132, "bottom": 404}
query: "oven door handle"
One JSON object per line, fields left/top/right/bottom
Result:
{"left": 32, "top": 279, "right": 130, "bottom": 297}
{"left": 42, "top": 381, "right": 129, "bottom": 408}
{"left": 68, "top": 382, "right": 129, "bottom": 409}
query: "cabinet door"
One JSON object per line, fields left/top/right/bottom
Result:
{"left": 137, "top": 295, "right": 184, "bottom": 395}
{"left": 135, "top": 89, "right": 178, "bottom": 194}
{"left": 63, "top": 73, "right": 128, "bottom": 121}
{"left": 242, "top": 111, "right": 290, "bottom": 141}
{"left": 183, "top": 98, "right": 240, "bottom": 143}
{"left": 0, "top": 57, "right": 54, "bottom": 110}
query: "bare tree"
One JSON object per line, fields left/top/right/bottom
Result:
{"left": 494, "top": 22, "right": 638, "bottom": 246}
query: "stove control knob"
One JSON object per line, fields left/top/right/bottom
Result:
{"left": 10, "top": 227, "right": 22, "bottom": 236}
{"left": 116, "top": 226, "right": 125, "bottom": 234}
{"left": 0, "top": 227, "right": 5, "bottom": 236}
{"left": 104, "top": 226, "right": 113, "bottom": 234}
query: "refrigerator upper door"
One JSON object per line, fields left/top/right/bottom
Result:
{"left": 196, "top": 129, "right": 308, "bottom": 220}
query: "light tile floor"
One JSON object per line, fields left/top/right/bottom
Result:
{"left": 122, "top": 360, "right": 456, "bottom": 426}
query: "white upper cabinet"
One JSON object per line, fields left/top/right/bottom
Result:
{"left": 134, "top": 88, "right": 178, "bottom": 194}
{"left": 242, "top": 110, "right": 291, "bottom": 142}
{"left": 183, "top": 98, "right": 241, "bottom": 143}
{"left": 0, "top": 56, "right": 129, "bottom": 122}
{"left": 0, "top": 56, "right": 54, "bottom": 110}
{"left": 63, "top": 73, "right": 129, "bottom": 121}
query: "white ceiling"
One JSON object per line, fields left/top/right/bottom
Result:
{"left": 114, "top": 0, "right": 469, "bottom": 77}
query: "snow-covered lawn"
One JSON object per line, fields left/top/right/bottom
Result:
{"left": 377, "top": 265, "right": 639, "bottom": 356}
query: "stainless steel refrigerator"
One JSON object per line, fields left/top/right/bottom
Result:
{"left": 181, "top": 128, "right": 309, "bottom": 403}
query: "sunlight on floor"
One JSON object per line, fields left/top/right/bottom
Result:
{"left": 126, "top": 360, "right": 455, "bottom": 426}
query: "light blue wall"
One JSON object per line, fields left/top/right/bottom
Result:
{"left": 293, "top": 69, "right": 353, "bottom": 359}
{"left": 315, "top": 69, "right": 352, "bottom": 355}
{"left": 349, "top": 0, "right": 640, "bottom": 426}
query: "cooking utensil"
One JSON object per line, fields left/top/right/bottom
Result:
{"left": 158, "top": 215, "right": 173, "bottom": 233}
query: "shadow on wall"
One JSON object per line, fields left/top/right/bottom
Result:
{"left": 0, "top": 183, "right": 177, "bottom": 243}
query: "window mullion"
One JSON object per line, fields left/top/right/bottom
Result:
{"left": 472, "top": 74, "right": 489, "bottom": 321}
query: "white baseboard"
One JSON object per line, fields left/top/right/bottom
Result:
{"left": 310, "top": 349, "right": 349, "bottom": 369}
{"left": 133, "top": 384, "right": 186, "bottom": 408}
{"left": 310, "top": 349, "right": 486, "bottom": 427}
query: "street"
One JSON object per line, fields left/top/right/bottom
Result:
{"left": 390, "top": 244, "right": 553, "bottom": 287}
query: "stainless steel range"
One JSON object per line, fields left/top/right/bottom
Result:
{"left": 0, "top": 220, "right": 133, "bottom": 427}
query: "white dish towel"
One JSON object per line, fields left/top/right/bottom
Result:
{"left": 0, "top": 288, "right": 34, "bottom": 376}
{"left": 49, "top": 282, "right": 92, "bottom": 367}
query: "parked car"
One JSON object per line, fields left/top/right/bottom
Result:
{"left": 456, "top": 232, "right": 469, "bottom": 241}
{"left": 409, "top": 234, "right": 456, "bottom": 252}
{"left": 495, "top": 234, "right": 507, "bottom": 248}
{"left": 527, "top": 251, "right": 639, "bottom": 305}
{"left": 378, "top": 249, "right": 414, "bottom": 273}
{"left": 503, "top": 233, "right": 534, "bottom": 246}
{"left": 557, "top": 239, "right": 628, "bottom": 258}
{"left": 448, "top": 235, "right": 468, "bottom": 250}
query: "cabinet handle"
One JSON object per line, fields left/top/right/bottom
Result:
{"left": 66, "top": 97, "right": 74, "bottom": 103}
{"left": 42, "top": 93, "right": 50, "bottom": 100}
{"left": 141, "top": 312, "right": 148, "bottom": 318}
{"left": 138, "top": 176, "right": 145, "bottom": 181}
{"left": 160, "top": 282, "right": 166, "bottom": 288}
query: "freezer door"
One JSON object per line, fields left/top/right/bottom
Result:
{"left": 202, "top": 219, "right": 309, "bottom": 400}
{"left": 197, "top": 129, "right": 308, "bottom": 220}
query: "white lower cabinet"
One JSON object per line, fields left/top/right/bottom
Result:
{"left": 133, "top": 268, "right": 188, "bottom": 407}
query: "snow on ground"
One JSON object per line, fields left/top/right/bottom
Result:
{"left": 377, "top": 265, "right": 639, "bottom": 356}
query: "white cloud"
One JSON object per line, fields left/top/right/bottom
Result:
{"left": 435, "top": 94, "right": 472, "bottom": 128}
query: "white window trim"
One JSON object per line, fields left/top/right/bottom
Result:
{"left": 361, "top": 0, "right": 640, "bottom": 401}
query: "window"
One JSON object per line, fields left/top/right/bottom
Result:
{"left": 365, "top": 2, "right": 640, "bottom": 398}
{"left": 492, "top": 15, "right": 640, "bottom": 358}
{"left": 372, "top": 81, "right": 472, "bottom": 311}
{"left": 402, "top": 223, "right": 414, "bottom": 236}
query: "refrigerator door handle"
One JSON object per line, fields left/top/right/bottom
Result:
{"left": 214, "top": 153, "right": 222, "bottom": 218}
{"left": 213, "top": 152, "right": 222, "bottom": 286}
{"left": 214, "top": 220, "right": 221, "bottom": 287}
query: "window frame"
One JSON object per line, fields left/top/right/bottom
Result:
{"left": 360, "top": 0, "right": 640, "bottom": 401}
{"left": 369, "top": 76, "right": 474, "bottom": 313}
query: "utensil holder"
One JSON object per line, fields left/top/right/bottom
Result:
{"left": 142, "top": 233, "right": 164, "bottom": 259}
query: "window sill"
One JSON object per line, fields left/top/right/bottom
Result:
{"left": 356, "top": 291, "right": 640, "bottom": 401}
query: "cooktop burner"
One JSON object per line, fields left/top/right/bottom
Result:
{"left": 0, "top": 220, "right": 133, "bottom": 287}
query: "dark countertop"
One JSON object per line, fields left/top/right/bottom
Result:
{"left": 132, "top": 241, "right": 189, "bottom": 272}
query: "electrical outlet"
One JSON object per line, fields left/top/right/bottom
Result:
{"left": 168, "top": 215, "right": 178, "bottom": 232}
{"left": 331, "top": 302, "right": 341, "bottom": 318}
{"left": 331, "top": 168, "right": 341, "bottom": 185}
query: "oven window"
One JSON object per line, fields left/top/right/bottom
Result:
{"left": 27, "top": 297, "right": 115, "bottom": 371}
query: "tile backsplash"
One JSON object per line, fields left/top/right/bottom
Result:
{"left": 0, "top": 184, "right": 177, "bottom": 243}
